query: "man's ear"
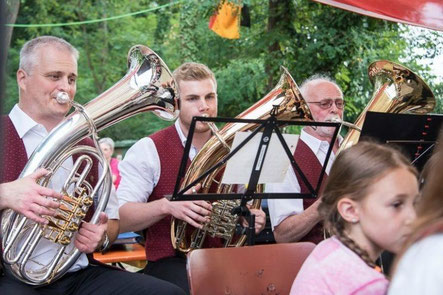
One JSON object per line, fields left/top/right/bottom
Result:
{"left": 17, "top": 69, "right": 27, "bottom": 91}
{"left": 337, "top": 196, "right": 359, "bottom": 224}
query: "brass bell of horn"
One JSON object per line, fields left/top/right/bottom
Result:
{"left": 338, "top": 60, "right": 436, "bottom": 153}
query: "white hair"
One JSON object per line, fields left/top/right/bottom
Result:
{"left": 19, "top": 36, "right": 79, "bottom": 72}
{"left": 299, "top": 74, "right": 343, "bottom": 100}
{"left": 99, "top": 137, "right": 115, "bottom": 150}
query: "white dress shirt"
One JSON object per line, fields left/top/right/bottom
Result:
{"left": 389, "top": 234, "right": 443, "bottom": 295}
{"left": 8, "top": 104, "right": 119, "bottom": 272}
{"left": 266, "top": 129, "right": 339, "bottom": 230}
{"left": 118, "top": 120, "right": 198, "bottom": 206}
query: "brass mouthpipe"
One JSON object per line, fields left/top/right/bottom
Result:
{"left": 331, "top": 118, "right": 362, "bottom": 132}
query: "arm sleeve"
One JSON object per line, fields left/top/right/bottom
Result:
{"left": 265, "top": 168, "right": 304, "bottom": 230}
{"left": 104, "top": 185, "right": 119, "bottom": 219}
{"left": 116, "top": 137, "right": 161, "bottom": 206}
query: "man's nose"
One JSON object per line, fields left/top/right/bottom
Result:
{"left": 199, "top": 98, "right": 209, "bottom": 111}
{"left": 58, "top": 77, "right": 71, "bottom": 91}
{"left": 330, "top": 102, "right": 339, "bottom": 113}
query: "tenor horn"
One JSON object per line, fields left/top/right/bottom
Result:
{"left": 171, "top": 67, "right": 313, "bottom": 253}
{"left": 337, "top": 60, "right": 435, "bottom": 153}
{"left": 1, "top": 45, "right": 178, "bottom": 285}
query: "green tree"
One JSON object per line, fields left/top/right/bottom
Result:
{"left": 4, "top": 0, "right": 441, "bottom": 142}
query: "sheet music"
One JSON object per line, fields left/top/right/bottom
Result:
{"left": 222, "top": 131, "right": 299, "bottom": 184}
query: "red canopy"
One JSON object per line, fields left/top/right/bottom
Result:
{"left": 313, "top": 0, "right": 443, "bottom": 31}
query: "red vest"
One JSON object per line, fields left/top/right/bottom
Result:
{"left": 293, "top": 139, "right": 328, "bottom": 244}
{"left": 1, "top": 116, "right": 99, "bottom": 192}
{"left": 1, "top": 116, "right": 28, "bottom": 183}
{"left": 146, "top": 125, "right": 222, "bottom": 261}
{"left": 1, "top": 116, "right": 98, "bottom": 257}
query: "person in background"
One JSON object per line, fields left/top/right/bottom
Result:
{"left": 291, "top": 141, "right": 418, "bottom": 294}
{"left": 99, "top": 137, "right": 121, "bottom": 189}
{"left": 267, "top": 75, "right": 344, "bottom": 244}
{"left": 389, "top": 133, "right": 443, "bottom": 295}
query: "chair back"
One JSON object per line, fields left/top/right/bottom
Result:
{"left": 187, "top": 242, "right": 316, "bottom": 295}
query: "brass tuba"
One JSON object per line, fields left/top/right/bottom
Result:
{"left": 337, "top": 60, "right": 436, "bottom": 153}
{"left": 1, "top": 45, "right": 178, "bottom": 285}
{"left": 171, "top": 67, "right": 313, "bottom": 253}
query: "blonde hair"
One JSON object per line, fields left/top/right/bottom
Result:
{"left": 172, "top": 62, "right": 216, "bottom": 88}
{"left": 319, "top": 141, "right": 417, "bottom": 267}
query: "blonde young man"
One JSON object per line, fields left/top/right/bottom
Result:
{"left": 118, "top": 62, "right": 266, "bottom": 294}
{"left": 267, "top": 75, "right": 344, "bottom": 244}
{"left": 0, "top": 36, "right": 184, "bottom": 295}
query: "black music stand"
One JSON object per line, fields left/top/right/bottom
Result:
{"left": 170, "top": 108, "right": 340, "bottom": 245}
{"left": 360, "top": 111, "right": 443, "bottom": 171}
{"left": 361, "top": 111, "right": 443, "bottom": 275}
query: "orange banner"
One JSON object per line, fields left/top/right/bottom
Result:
{"left": 209, "top": 2, "right": 241, "bottom": 39}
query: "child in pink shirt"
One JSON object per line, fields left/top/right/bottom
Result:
{"left": 291, "top": 142, "right": 419, "bottom": 294}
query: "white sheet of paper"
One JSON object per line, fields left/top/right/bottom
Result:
{"left": 221, "top": 132, "right": 299, "bottom": 184}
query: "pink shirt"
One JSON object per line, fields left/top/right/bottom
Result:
{"left": 110, "top": 157, "right": 121, "bottom": 188}
{"left": 291, "top": 236, "right": 388, "bottom": 295}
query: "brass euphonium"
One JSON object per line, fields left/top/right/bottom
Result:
{"left": 337, "top": 60, "right": 436, "bottom": 153}
{"left": 1, "top": 45, "right": 178, "bottom": 285}
{"left": 171, "top": 67, "right": 313, "bottom": 253}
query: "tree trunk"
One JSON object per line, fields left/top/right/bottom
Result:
{"left": 266, "top": 0, "right": 296, "bottom": 89}
{"left": 4, "top": 0, "right": 20, "bottom": 53}
{"left": 1, "top": 0, "right": 20, "bottom": 115}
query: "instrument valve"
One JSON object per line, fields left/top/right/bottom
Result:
{"left": 75, "top": 209, "right": 86, "bottom": 218}
{"left": 82, "top": 196, "right": 93, "bottom": 207}
{"left": 59, "top": 236, "right": 71, "bottom": 245}
{"left": 67, "top": 223, "right": 79, "bottom": 232}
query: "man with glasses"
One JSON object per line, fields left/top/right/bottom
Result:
{"left": 266, "top": 75, "right": 344, "bottom": 244}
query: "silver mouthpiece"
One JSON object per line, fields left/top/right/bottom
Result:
{"left": 331, "top": 118, "right": 362, "bottom": 132}
{"left": 56, "top": 92, "right": 70, "bottom": 104}
{"left": 331, "top": 117, "right": 342, "bottom": 124}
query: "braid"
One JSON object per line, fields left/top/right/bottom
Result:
{"left": 332, "top": 227, "right": 378, "bottom": 269}
{"left": 319, "top": 142, "right": 416, "bottom": 275}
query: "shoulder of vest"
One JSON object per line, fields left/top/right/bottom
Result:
{"left": 1, "top": 115, "right": 12, "bottom": 129}
{"left": 149, "top": 125, "right": 177, "bottom": 140}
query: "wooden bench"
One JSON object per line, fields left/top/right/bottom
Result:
{"left": 93, "top": 243, "right": 147, "bottom": 269}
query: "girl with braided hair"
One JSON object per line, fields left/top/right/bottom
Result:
{"left": 290, "top": 141, "right": 419, "bottom": 294}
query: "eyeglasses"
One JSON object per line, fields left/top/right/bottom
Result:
{"left": 308, "top": 98, "right": 345, "bottom": 110}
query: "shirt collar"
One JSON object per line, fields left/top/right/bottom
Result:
{"left": 9, "top": 104, "right": 47, "bottom": 139}
{"left": 300, "top": 128, "right": 343, "bottom": 155}
{"left": 174, "top": 119, "right": 188, "bottom": 148}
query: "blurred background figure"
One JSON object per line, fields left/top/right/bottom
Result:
{"left": 389, "top": 132, "right": 443, "bottom": 295}
{"left": 99, "top": 137, "right": 121, "bottom": 189}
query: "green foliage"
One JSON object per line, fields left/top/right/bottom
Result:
{"left": 215, "top": 58, "right": 267, "bottom": 117}
{"left": 4, "top": 0, "right": 442, "bottom": 142}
